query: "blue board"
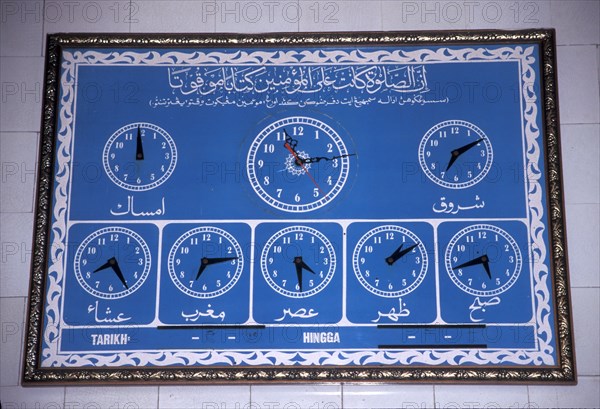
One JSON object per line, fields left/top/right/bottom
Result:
{"left": 24, "top": 32, "right": 575, "bottom": 383}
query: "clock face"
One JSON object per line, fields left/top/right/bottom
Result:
{"left": 167, "top": 226, "right": 244, "bottom": 299}
{"left": 102, "top": 122, "right": 177, "bottom": 191}
{"left": 352, "top": 225, "right": 428, "bottom": 298}
{"left": 418, "top": 120, "right": 493, "bottom": 189}
{"left": 247, "top": 116, "right": 354, "bottom": 212}
{"left": 74, "top": 226, "right": 151, "bottom": 299}
{"left": 260, "top": 225, "right": 336, "bottom": 298}
{"left": 445, "top": 224, "right": 522, "bottom": 297}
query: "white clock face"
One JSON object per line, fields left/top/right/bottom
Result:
{"left": 352, "top": 225, "right": 428, "bottom": 298}
{"left": 74, "top": 226, "right": 151, "bottom": 299}
{"left": 260, "top": 226, "right": 336, "bottom": 298}
{"left": 167, "top": 226, "right": 244, "bottom": 299}
{"left": 247, "top": 116, "right": 354, "bottom": 212}
{"left": 418, "top": 120, "right": 493, "bottom": 189}
{"left": 103, "top": 122, "right": 177, "bottom": 191}
{"left": 445, "top": 224, "right": 522, "bottom": 297}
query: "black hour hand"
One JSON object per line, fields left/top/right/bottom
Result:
{"left": 454, "top": 254, "right": 491, "bottom": 279}
{"left": 293, "top": 256, "right": 315, "bottom": 291}
{"left": 94, "top": 257, "right": 128, "bottom": 289}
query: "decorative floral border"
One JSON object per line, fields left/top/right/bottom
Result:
{"left": 23, "top": 31, "right": 575, "bottom": 384}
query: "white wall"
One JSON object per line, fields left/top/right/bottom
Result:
{"left": 1, "top": 1, "right": 598, "bottom": 407}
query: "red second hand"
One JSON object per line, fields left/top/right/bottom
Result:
{"left": 284, "top": 143, "right": 325, "bottom": 197}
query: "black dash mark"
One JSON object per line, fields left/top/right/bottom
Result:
{"left": 379, "top": 344, "right": 488, "bottom": 349}
{"left": 377, "top": 324, "right": 486, "bottom": 329}
{"left": 157, "top": 325, "right": 266, "bottom": 330}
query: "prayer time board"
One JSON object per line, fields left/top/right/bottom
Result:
{"left": 23, "top": 31, "right": 576, "bottom": 384}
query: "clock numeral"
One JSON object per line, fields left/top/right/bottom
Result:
{"left": 276, "top": 188, "right": 283, "bottom": 198}
{"left": 294, "top": 194, "right": 301, "bottom": 203}
{"left": 451, "top": 126, "right": 460, "bottom": 134}
{"left": 264, "top": 176, "right": 270, "bottom": 186}
{"left": 327, "top": 143, "right": 333, "bottom": 153}
{"left": 202, "top": 233, "right": 211, "bottom": 241}
{"left": 293, "top": 126, "right": 304, "bottom": 136}
{"left": 263, "top": 144, "right": 275, "bottom": 154}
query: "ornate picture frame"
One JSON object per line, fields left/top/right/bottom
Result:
{"left": 23, "top": 30, "right": 575, "bottom": 384}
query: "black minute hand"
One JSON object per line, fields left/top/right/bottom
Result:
{"left": 303, "top": 153, "right": 356, "bottom": 164}
{"left": 136, "top": 125, "right": 144, "bottom": 160}
{"left": 386, "top": 243, "right": 418, "bottom": 266}
{"left": 445, "top": 138, "right": 484, "bottom": 171}
{"left": 195, "top": 257, "right": 238, "bottom": 280}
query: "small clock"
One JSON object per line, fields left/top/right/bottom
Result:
{"left": 103, "top": 122, "right": 177, "bottom": 191}
{"left": 352, "top": 225, "right": 428, "bottom": 298}
{"left": 445, "top": 224, "right": 522, "bottom": 297}
{"left": 167, "top": 226, "right": 243, "bottom": 299}
{"left": 74, "top": 226, "right": 151, "bottom": 299}
{"left": 418, "top": 120, "right": 493, "bottom": 189}
{"left": 260, "top": 225, "right": 336, "bottom": 298}
{"left": 247, "top": 116, "right": 355, "bottom": 212}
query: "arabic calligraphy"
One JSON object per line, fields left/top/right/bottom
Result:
{"left": 87, "top": 301, "right": 131, "bottom": 323}
{"left": 432, "top": 195, "right": 485, "bottom": 214}
{"left": 372, "top": 298, "right": 410, "bottom": 323}
{"left": 110, "top": 196, "right": 165, "bottom": 217}
{"left": 150, "top": 64, "right": 448, "bottom": 109}
{"left": 181, "top": 305, "right": 225, "bottom": 322}
{"left": 469, "top": 296, "right": 501, "bottom": 322}
{"left": 274, "top": 307, "right": 319, "bottom": 322}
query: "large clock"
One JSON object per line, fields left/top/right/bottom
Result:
{"left": 246, "top": 116, "right": 355, "bottom": 212}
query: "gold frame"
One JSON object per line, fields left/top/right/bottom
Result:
{"left": 23, "top": 30, "right": 575, "bottom": 384}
